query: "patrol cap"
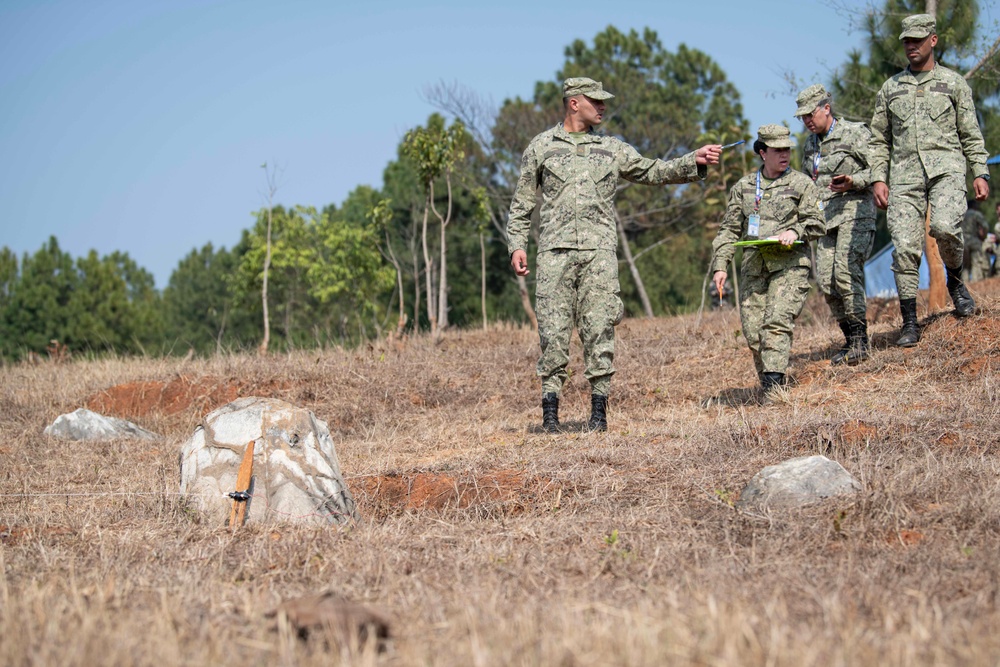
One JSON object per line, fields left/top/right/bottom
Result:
{"left": 563, "top": 77, "right": 615, "bottom": 100}
{"left": 795, "top": 84, "right": 831, "bottom": 117}
{"left": 756, "top": 124, "right": 793, "bottom": 149}
{"left": 899, "top": 14, "right": 936, "bottom": 40}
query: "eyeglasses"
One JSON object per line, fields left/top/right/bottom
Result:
{"left": 799, "top": 102, "right": 831, "bottom": 121}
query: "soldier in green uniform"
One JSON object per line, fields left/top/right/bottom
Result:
{"left": 962, "top": 201, "right": 991, "bottom": 282}
{"left": 796, "top": 84, "right": 876, "bottom": 365}
{"left": 711, "top": 125, "right": 826, "bottom": 392}
{"left": 870, "top": 14, "right": 991, "bottom": 347}
{"left": 507, "top": 77, "right": 722, "bottom": 432}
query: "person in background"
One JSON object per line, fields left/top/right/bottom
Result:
{"left": 962, "top": 200, "right": 991, "bottom": 282}
{"left": 869, "top": 14, "right": 991, "bottom": 347}
{"left": 796, "top": 84, "right": 876, "bottom": 365}
{"left": 711, "top": 125, "right": 825, "bottom": 393}
{"left": 988, "top": 201, "right": 1000, "bottom": 277}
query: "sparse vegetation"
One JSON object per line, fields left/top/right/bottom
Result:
{"left": 2, "top": 281, "right": 999, "bottom": 666}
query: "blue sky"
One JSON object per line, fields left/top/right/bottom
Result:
{"left": 1, "top": 0, "right": 994, "bottom": 287}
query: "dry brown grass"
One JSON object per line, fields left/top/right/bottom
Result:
{"left": 2, "top": 278, "right": 1000, "bottom": 666}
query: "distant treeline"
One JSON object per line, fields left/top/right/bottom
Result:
{"left": 2, "top": 10, "right": 997, "bottom": 361}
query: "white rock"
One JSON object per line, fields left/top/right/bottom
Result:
{"left": 44, "top": 408, "right": 159, "bottom": 441}
{"left": 178, "top": 397, "right": 359, "bottom": 526}
{"left": 736, "top": 455, "right": 860, "bottom": 511}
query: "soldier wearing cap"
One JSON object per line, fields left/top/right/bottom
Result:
{"left": 795, "top": 84, "right": 876, "bottom": 365}
{"left": 507, "top": 76, "right": 722, "bottom": 432}
{"left": 869, "top": 13, "right": 991, "bottom": 347}
{"left": 962, "top": 201, "right": 991, "bottom": 282}
{"left": 711, "top": 125, "right": 825, "bottom": 393}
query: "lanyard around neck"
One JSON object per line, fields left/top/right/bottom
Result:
{"left": 811, "top": 118, "right": 837, "bottom": 181}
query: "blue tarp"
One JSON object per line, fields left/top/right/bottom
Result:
{"left": 987, "top": 154, "right": 1000, "bottom": 165}
{"left": 864, "top": 242, "right": 929, "bottom": 298}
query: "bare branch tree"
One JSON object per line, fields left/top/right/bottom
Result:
{"left": 258, "top": 162, "right": 281, "bottom": 356}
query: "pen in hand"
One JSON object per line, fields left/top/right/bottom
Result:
{"left": 721, "top": 140, "right": 745, "bottom": 150}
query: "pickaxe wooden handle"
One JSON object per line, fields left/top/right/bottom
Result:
{"left": 228, "top": 440, "right": 255, "bottom": 529}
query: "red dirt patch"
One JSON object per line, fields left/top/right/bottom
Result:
{"left": 887, "top": 529, "right": 925, "bottom": 547}
{"left": 839, "top": 420, "right": 878, "bottom": 446}
{"left": 85, "top": 375, "right": 289, "bottom": 419}
{"left": 935, "top": 431, "right": 961, "bottom": 448}
{"left": 348, "top": 470, "right": 560, "bottom": 517}
{"left": 0, "top": 525, "right": 74, "bottom": 546}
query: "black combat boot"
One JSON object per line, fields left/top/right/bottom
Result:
{"left": 542, "top": 393, "right": 560, "bottom": 433}
{"left": 946, "top": 265, "right": 976, "bottom": 317}
{"left": 830, "top": 319, "right": 853, "bottom": 365}
{"left": 761, "top": 372, "right": 786, "bottom": 392}
{"left": 846, "top": 319, "right": 870, "bottom": 365}
{"left": 896, "top": 298, "right": 920, "bottom": 347}
{"left": 587, "top": 394, "right": 608, "bottom": 432}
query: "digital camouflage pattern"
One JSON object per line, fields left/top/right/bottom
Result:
{"left": 756, "top": 124, "right": 793, "bottom": 149}
{"left": 869, "top": 64, "right": 989, "bottom": 186}
{"left": 801, "top": 118, "right": 876, "bottom": 321}
{"left": 535, "top": 249, "right": 622, "bottom": 396}
{"left": 869, "top": 64, "right": 990, "bottom": 297}
{"left": 815, "top": 221, "right": 875, "bottom": 321}
{"left": 507, "top": 124, "right": 705, "bottom": 256}
{"left": 794, "top": 83, "right": 830, "bottom": 117}
{"left": 888, "top": 175, "right": 968, "bottom": 297}
{"left": 562, "top": 77, "right": 614, "bottom": 100}
{"left": 507, "top": 123, "right": 705, "bottom": 396}
{"left": 963, "top": 208, "right": 991, "bottom": 282}
{"left": 899, "top": 13, "right": 936, "bottom": 40}
{"left": 801, "top": 119, "right": 876, "bottom": 229}
{"left": 711, "top": 169, "right": 826, "bottom": 275}
{"left": 740, "top": 265, "right": 812, "bottom": 376}
{"left": 712, "top": 168, "right": 825, "bottom": 375}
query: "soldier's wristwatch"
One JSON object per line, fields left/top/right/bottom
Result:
{"left": 978, "top": 174, "right": 991, "bottom": 181}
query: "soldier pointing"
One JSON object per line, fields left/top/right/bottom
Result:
{"left": 507, "top": 77, "right": 721, "bottom": 432}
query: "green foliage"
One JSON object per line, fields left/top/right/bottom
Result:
{"left": 0, "top": 238, "right": 163, "bottom": 359}
{"left": 162, "top": 242, "right": 255, "bottom": 355}
{"left": 402, "top": 114, "right": 467, "bottom": 190}
{"left": 226, "top": 198, "right": 397, "bottom": 348}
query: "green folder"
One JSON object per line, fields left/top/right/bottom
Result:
{"left": 733, "top": 239, "right": 805, "bottom": 247}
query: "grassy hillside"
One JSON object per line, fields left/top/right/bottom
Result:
{"left": 2, "top": 278, "right": 999, "bottom": 666}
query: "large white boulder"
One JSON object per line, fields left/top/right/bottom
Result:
{"left": 178, "top": 397, "right": 359, "bottom": 525}
{"left": 44, "top": 408, "right": 159, "bottom": 441}
{"left": 736, "top": 455, "right": 861, "bottom": 511}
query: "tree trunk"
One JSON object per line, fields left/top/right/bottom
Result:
{"left": 383, "top": 229, "right": 407, "bottom": 336}
{"left": 259, "top": 203, "right": 272, "bottom": 356}
{"left": 516, "top": 274, "right": 537, "bottom": 330}
{"left": 480, "top": 232, "right": 488, "bottom": 330}
{"left": 434, "top": 176, "right": 454, "bottom": 338}
{"left": 487, "top": 204, "right": 536, "bottom": 328}
{"left": 616, "top": 211, "right": 654, "bottom": 318}
{"left": 437, "top": 210, "right": 448, "bottom": 334}
{"left": 409, "top": 228, "right": 420, "bottom": 333}
{"left": 420, "top": 193, "right": 437, "bottom": 337}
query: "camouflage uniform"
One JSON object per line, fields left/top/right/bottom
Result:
{"left": 869, "top": 18, "right": 991, "bottom": 300}
{"left": 507, "top": 84, "right": 706, "bottom": 397}
{"left": 797, "top": 86, "right": 876, "bottom": 323}
{"left": 962, "top": 208, "right": 991, "bottom": 282}
{"left": 711, "top": 126, "right": 825, "bottom": 378}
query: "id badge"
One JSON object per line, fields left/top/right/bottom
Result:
{"left": 747, "top": 214, "right": 760, "bottom": 238}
